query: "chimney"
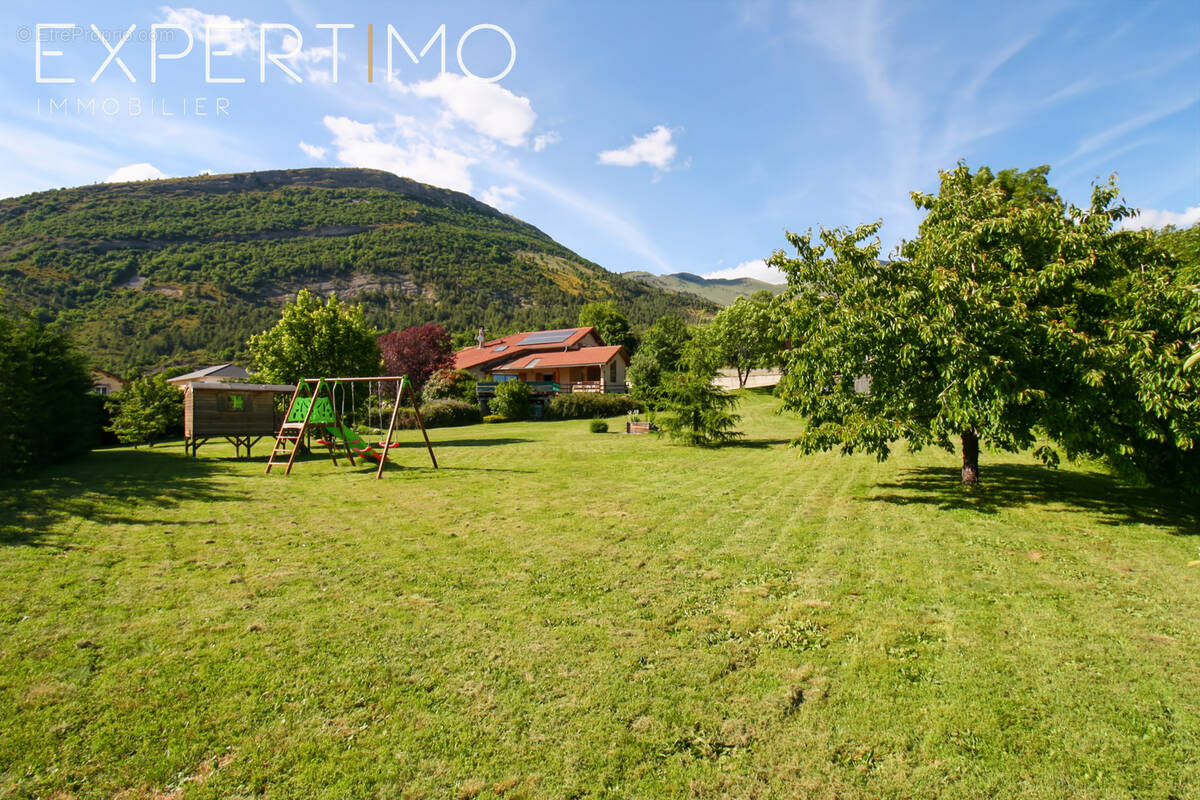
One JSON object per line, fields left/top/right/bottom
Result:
{"left": 476, "top": 327, "right": 485, "bottom": 347}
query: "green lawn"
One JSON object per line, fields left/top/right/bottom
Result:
{"left": 1, "top": 393, "right": 1197, "bottom": 799}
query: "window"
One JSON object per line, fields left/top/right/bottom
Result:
{"left": 225, "top": 394, "right": 245, "bottom": 411}
{"left": 610, "top": 362, "right": 617, "bottom": 382}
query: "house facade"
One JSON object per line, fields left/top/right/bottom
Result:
{"left": 90, "top": 368, "right": 127, "bottom": 396}
{"left": 453, "top": 326, "right": 630, "bottom": 404}
{"left": 491, "top": 345, "right": 628, "bottom": 393}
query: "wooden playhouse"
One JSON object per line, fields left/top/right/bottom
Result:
{"left": 183, "top": 380, "right": 296, "bottom": 458}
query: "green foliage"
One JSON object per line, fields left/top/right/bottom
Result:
{"left": 0, "top": 174, "right": 712, "bottom": 375}
{"left": 627, "top": 352, "right": 663, "bottom": 404}
{"left": 589, "top": 419, "right": 609, "bottom": 433}
{"left": 418, "top": 399, "right": 482, "bottom": 428}
{"left": 490, "top": 380, "right": 533, "bottom": 420}
{"left": 578, "top": 301, "right": 633, "bottom": 350}
{"left": 638, "top": 315, "right": 693, "bottom": 373}
{"left": 705, "top": 291, "right": 781, "bottom": 387}
{"left": 0, "top": 316, "right": 97, "bottom": 474}
{"left": 770, "top": 164, "right": 1200, "bottom": 487}
{"left": 248, "top": 289, "right": 381, "bottom": 384}
{"left": 655, "top": 372, "right": 742, "bottom": 446}
{"left": 421, "top": 368, "right": 478, "bottom": 404}
{"left": 106, "top": 374, "right": 183, "bottom": 447}
{"left": 545, "top": 392, "right": 640, "bottom": 420}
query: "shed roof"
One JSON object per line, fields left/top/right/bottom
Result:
{"left": 186, "top": 381, "right": 296, "bottom": 393}
{"left": 168, "top": 364, "right": 250, "bottom": 383}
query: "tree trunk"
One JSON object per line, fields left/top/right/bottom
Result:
{"left": 961, "top": 430, "right": 980, "bottom": 486}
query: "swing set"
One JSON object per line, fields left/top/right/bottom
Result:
{"left": 266, "top": 375, "right": 437, "bottom": 479}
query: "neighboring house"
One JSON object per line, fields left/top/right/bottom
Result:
{"left": 167, "top": 363, "right": 250, "bottom": 387}
{"left": 90, "top": 368, "right": 127, "bottom": 396}
{"left": 492, "top": 345, "right": 629, "bottom": 394}
{"left": 454, "top": 327, "right": 606, "bottom": 379}
{"left": 453, "top": 326, "right": 630, "bottom": 404}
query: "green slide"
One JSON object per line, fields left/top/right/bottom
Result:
{"left": 324, "top": 424, "right": 381, "bottom": 460}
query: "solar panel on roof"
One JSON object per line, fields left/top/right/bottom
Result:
{"left": 518, "top": 329, "right": 576, "bottom": 345}
{"left": 527, "top": 358, "right": 541, "bottom": 367}
{"left": 492, "top": 345, "right": 509, "bottom": 352}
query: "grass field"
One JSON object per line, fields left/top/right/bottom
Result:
{"left": 1, "top": 392, "right": 1198, "bottom": 799}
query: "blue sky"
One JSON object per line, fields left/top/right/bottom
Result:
{"left": 1, "top": 1, "right": 1197, "bottom": 281}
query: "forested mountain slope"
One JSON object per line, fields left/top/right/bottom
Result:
{"left": 0, "top": 168, "right": 712, "bottom": 374}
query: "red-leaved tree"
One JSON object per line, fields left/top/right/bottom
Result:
{"left": 377, "top": 324, "right": 455, "bottom": 396}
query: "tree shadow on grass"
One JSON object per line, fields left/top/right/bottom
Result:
{"left": 0, "top": 447, "right": 246, "bottom": 547}
{"left": 868, "top": 464, "right": 1199, "bottom": 536}
{"left": 723, "top": 438, "right": 794, "bottom": 449}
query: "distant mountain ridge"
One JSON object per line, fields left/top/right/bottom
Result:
{"left": 623, "top": 270, "right": 783, "bottom": 305}
{"left": 0, "top": 168, "right": 714, "bottom": 374}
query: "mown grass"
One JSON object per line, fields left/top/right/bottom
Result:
{"left": 1, "top": 392, "right": 1197, "bottom": 799}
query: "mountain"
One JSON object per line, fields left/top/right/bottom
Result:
{"left": 0, "top": 168, "right": 714, "bottom": 375}
{"left": 623, "top": 271, "right": 783, "bottom": 306}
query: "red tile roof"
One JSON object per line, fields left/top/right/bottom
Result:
{"left": 494, "top": 345, "right": 627, "bottom": 371}
{"left": 453, "top": 326, "right": 601, "bottom": 370}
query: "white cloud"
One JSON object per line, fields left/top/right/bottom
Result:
{"left": 322, "top": 115, "right": 476, "bottom": 192}
{"left": 482, "top": 184, "right": 522, "bottom": 211}
{"left": 298, "top": 141, "right": 327, "bottom": 159}
{"left": 158, "top": 7, "right": 258, "bottom": 56}
{"left": 402, "top": 73, "right": 536, "bottom": 147}
{"left": 533, "top": 131, "right": 561, "bottom": 152}
{"left": 1119, "top": 205, "right": 1200, "bottom": 231}
{"left": 598, "top": 125, "right": 678, "bottom": 169}
{"left": 701, "top": 259, "right": 785, "bottom": 284}
{"left": 104, "top": 163, "right": 169, "bottom": 183}
{"left": 198, "top": 168, "right": 214, "bottom": 175}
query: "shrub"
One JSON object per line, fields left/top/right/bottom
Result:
{"left": 419, "top": 399, "right": 482, "bottom": 428}
{"left": 589, "top": 419, "right": 608, "bottom": 433}
{"left": 107, "top": 374, "right": 184, "bottom": 446}
{"left": 545, "top": 393, "right": 640, "bottom": 420}
{"left": 483, "top": 414, "right": 508, "bottom": 423}
{"left": 422, "top": 368, "right": 478, "bottom": 404}
{"left": 655, "top": 372, "right": 742, "bottom": 446}
{"left": 491, "top": 380, "right": 532, "bottom": 420}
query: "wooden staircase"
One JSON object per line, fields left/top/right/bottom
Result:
{"left": 265, "top": 379, "right": 343, "bottom": 475}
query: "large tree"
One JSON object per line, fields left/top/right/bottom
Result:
{"left": 578, "top": 301, "right": 633, "bottom": 350}
{"left": 0, "top": 316, "right": 97, "bottom": 474}
{"left": 378, "top": 324, "right": 455, "bottom": 395}
{"left": 248, "top": 290, "right": 381, "bottom": 385}
{"left": 770, "top": 164, "right": 1199, "bottom": 486}
{"left": 706, "top": 291, "right": 780, "bottom": 387}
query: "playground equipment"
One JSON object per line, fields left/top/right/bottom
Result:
{"left": 183, "top": 380, "right": 297, "bottom": 459}
{"left": 266, "top": 376, "right": 437, "bottom": 479}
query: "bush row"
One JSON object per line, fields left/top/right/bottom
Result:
{"left": 545, "top": 393, "right": 641, "bottom": 420}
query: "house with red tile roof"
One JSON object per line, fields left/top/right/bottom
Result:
{"left": 453, "top": 326, "right": 630, "bottom": 395}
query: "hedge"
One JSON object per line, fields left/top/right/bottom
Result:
{"left": 545, "top": 393, "right": 641, "bottom": 420}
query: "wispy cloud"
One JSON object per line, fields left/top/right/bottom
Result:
{"left": 1119, "top": 205, "right": 1200, "bottom": 231}
{"left": 298, "top": 141, "right": 326, "bottom": 159}
{"left": 1067, "top": 96, "right": 1197, "bottom": 162}
{"left": 157, "top": 6, "right": 259, "bottom": 56}
{"left": 701, "top": 259, "right": 784, "bottom": 283}
{"left": 105, "top": 163, "right": 169, "bottom": 183}
{"left": 495, "top": 164, "right": 673, "bottom": 272}
{"left": 481, "top": 184, "right": 522, "bottom": 211}
{"left": 322, "top": 114, "right": 476, "bottom": 192}
{"left": 598, "top": 125, "right": 678, "bottom": 169}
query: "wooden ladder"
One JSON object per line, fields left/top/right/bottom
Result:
{"left": 266, "top": 380, "right": 336, "bottom": 475}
